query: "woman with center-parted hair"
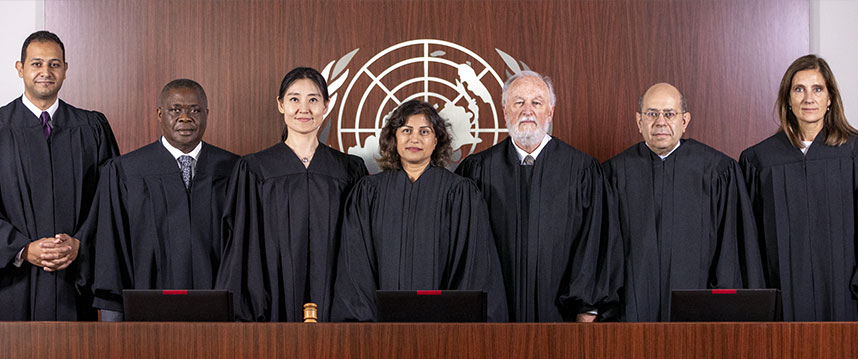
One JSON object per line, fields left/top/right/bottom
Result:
{"left": 740, "top": 55, "right": 858, "bottom": 321}
{"left": 215, "top": 67, "right": 368, "bottom": 321}
{"left": 330, "top": 100, "right": 508, "bottom": 322}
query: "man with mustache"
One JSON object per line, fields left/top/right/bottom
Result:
{"left": 456, "top": 71, "right": 619, "bottom": 322}
{"left": 91, "top": 79, "right": 238, "bottom": 320}
{"left": 0, "top": 30, "right": 119, "bottom": 320}
{"left": 602, "top": 83, "right": 764, "bottom": 321}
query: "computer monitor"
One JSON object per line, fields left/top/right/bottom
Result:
{"left": 123, "top": 289, "right": 234, "bottom": 322}
{"left": 376, "top": 290, "right": 487, "bottom": 322}
{"left": 670, "top": 289, "right": 782, "bottom": 322}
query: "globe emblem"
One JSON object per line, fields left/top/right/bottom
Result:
{"left": 322, "top": 39, "right": 525, "bottom": 173}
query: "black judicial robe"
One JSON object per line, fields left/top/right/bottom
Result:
{"left": 215, "top": 143, "right": 367, "bottom": 321}
{"left": 455, "top": 137, "right": 618, "bottom": 322}
{"left": 0, "top": 97, "right": 118, "bottom": 320}
{"left": 330, "top": 166, "right": 508, "bottom": 322}
{"left": 740, "top": 131, "right": 858, "bottom": 321}
{"left": 91, "top": 141, "right": 239, "bottom": 312}
{"left": 603, "top": 140, "right": 764, "bottom": 322}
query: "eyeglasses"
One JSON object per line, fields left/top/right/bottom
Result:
{"left": 639, "top": 110, "right": 684, "bottom": 122}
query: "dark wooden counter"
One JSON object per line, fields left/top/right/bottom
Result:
{"left": 2, "top": 322, "right": 856, "bottom": 358}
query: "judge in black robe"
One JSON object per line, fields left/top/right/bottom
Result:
{"left": 456, "top": 72, "right": 617, "bottom": 322}
{"left": 0, "top": 32, "right": 119, "bottom": 320}
{"left": 216, "top": 144, "right": 366, "bottom": 321}
{"left": 605, "top": 140, "right": 765, "bottom": 321}
{"left": 742, "top": 131, "right": 858, "bottom": 321}
{"left": 0, "top": 98, "right": 118, "bottom": 321}
{"left": 331, "top": 100, "right": 508, "bottom": 322}
{"left": 92, "top": 79, "right": 239, "bottom": 316}
{"left": 456, "top": 138, "right": 615, "bottom": 321}
{"left": 0, "top": 97, "right": 119, "bottom": 320}
{"left": 604, "top": 83, "right": 764, "bottom": 322}
{"left": 216, "top": 67, "right": 368, "bottom": 321}
{"left": 92, "top": 142, "right": 237, "bottom": 313}
{"left": 740, "top": 55, "right": 858, "bottom": 321}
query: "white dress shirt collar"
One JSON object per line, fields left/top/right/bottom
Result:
{"left": 161, "top": 136, "right": 203, "bottom": 162}
{"left": 512, "top": 134, "right": 552, "bottom": 164}
{"left": 21, "top": 94, "right": 59, "bottom": 120}
{"left": 656, "top": 140, "right": 682, "bottom": 160}
{"left": 801, "top": 140, "right": 813, "bottom": 154}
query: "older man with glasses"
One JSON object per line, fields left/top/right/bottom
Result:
{"left": 602, "top": 82, "right": 765, "bottom": 322}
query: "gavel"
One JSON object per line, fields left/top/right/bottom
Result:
{"left": 303, "top": 303, "right": 318, "bottom": 323}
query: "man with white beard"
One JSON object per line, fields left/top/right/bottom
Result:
{"left": 456, "top": 71, "right": 620, "bottom": 322}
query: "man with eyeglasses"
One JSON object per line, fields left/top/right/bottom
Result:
{"left": 90, "top": 79, "right": 238, "bottom": 321}
{"left": 456, "top": 71, "right": 619, "bottom": 322}
{"left": 602, "top": 82, "right": 764, "bottom": 321}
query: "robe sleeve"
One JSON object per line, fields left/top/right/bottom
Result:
{"left": 0, "top": 215, "right": 32, "bottom": 269}
{"left": 91, "top": 159, "right": 133, "bottom": 312}
{"left": 454, "top": 155, "right": 481, "bottom": 184}
{"left": 73, "top": 112, "right": 121, "bottom": 299}
{"left": 711, "top": 160, "right": 765, "bottom": 290}
{"left": 441, "top": 180, "right": 509, "bottom": 322}
{"left": 330, "top": 178, "right": 378, "bottom": 322}
{"left": 559, "top": 159, "right": 621, "bottom": 318}
{"left": 739, "top": 149, "right": 780, "bottom": 289}
{"left": 597, "top": 160, "right": 625, "bottom": 320}
{"left": 349, "top": 156, "right": 370, "bottom": 180}
{"left": 215, "top": 159, "right": 271, "bottom": 321}
{"left": 93, "top": 112, "right": 121, "bottom": 159}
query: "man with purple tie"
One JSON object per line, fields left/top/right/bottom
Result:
{"left": 0, "top": 30, "right": 119, "bottom": 320}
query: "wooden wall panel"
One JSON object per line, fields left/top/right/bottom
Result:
{"left": 45, "top": 0, "right": 808, "bottom": 162}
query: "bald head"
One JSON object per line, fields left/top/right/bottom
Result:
{"left": 636, "top": 83, "right": 691, "bottom": 156}
{"left": 638, "top": 83, "right": 686, "bottom": 113}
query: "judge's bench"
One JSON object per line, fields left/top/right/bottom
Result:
{"left": 2, "top": 322, "right": 855, "bottom": 358}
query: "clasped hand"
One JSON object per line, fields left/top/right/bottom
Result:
{"left": 24, "top": 233, "right": 80, "bottom": 272}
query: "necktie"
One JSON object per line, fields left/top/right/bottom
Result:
{"left": 39, "top": 111, "right": 51, "bottom": 139}
{"left": 178, "top": 155, "right": 194, "bottom": 190}
{"left": 523, "top": 155, "right": 535, "bottom": 166}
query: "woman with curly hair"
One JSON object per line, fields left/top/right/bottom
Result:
{"left": 331, "top": 99, "right": 508, "bottom": 322}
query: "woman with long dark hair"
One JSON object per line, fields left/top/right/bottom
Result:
{"left": 216, "top": 67, "right": 368, "bottom": 321}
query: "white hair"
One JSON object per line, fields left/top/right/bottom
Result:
{"left": 501, "top": 70, "right": 557, "bottom": 107}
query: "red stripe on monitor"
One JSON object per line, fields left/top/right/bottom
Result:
{"left": 712, "top": 289, "right": 737, "bottom": 294}
{"left": 163, "top": 290, "right": 188, "bottom": 295}
{"left": 416, "top": 290, "right": 442, "bottom": 295}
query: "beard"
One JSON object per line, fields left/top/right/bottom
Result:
{"left": 507, "top": 116, "right": 549, "bottom": 149}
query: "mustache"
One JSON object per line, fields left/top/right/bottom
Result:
{"left": 515, "top": 116, "right": 537, "bottom": 125}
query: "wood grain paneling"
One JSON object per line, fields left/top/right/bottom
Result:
{"left": 44, "top": 0, "right": 808, "bottom": 162}
{"left": 2, "top": 322, "right": 857, "bottom": 358}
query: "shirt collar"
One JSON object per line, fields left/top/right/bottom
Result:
{"left": 801, "top": 140, "right": 813, "bottom": 154}
{"left": 161, "top": 136, "right": 203, "bottom": 161}
{"left": 512, "top": 134, "right": 552, "bottom": 164}
{"left": 21, "top": 94, "right": 59, "bottom": 119}
{"left": 655, "top": 140, "right": 682, "bottom": 160}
